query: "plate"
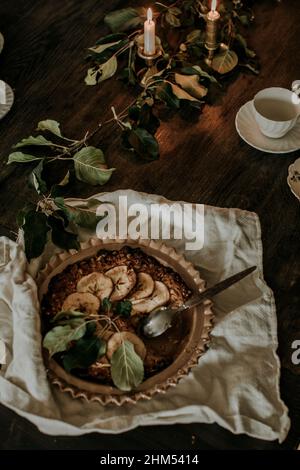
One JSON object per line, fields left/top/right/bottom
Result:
{"left": 0, "top": 32, "right": 4, "bottom": 54}
{"left": 287, "top": 157, "right": 300, "bottom": 201}
{"left": 0, "top": 81, "right": 14, "bottom": 120}
{"left": 235, "top": 100, "right": 300, "bottom": 154}
{"left": 37, "top": 237, "right": 214, "bottom": 406}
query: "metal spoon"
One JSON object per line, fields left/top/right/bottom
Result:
{"left": 142, "top": 265, "right": 257, "bottom": 338}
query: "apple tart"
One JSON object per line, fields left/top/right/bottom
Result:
{"left": 41, "top": 246, "right": 193, "bottom": 392}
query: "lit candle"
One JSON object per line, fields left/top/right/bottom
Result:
{"left": 205, "top": 0, "right": 220, "bottom": 56}
{"left": 144, "top": 8, "right": 156, "bottom": 56}
{"left": 208, "top": 0, "right": 220, "bottom": 20}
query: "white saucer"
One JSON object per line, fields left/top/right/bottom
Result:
{"left": 235, "top": 100, "right": 300, "bottom": 154}
{"left": 287, "top": 157, "right": 300, "bottom": 201}
{"left": 0, "top": 32, "right": 4, "bottom": 54}
{"left": 0, "top": 81, "right": 14, "bottom": 120}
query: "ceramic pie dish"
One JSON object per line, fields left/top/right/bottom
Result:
{"left": 37, "top": 237, "right": 214, "bottom": 406}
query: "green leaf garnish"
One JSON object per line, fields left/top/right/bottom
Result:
{"left": 114, "top": 300, "right": 132, "bottom": 318}
{"left": 51, "top": 310, "right": 85, "bottom": 324}
{"left": 43, "top": 323, "right": 86, "bottom": 357}
{"left": 102, "top": 297, "right": 112, "bottom": 313}
{"left": 111, "top": 340, "right": 144, "bottom": 391}
{"left": 62, "top": 336, "right": 106, "bottom": 372}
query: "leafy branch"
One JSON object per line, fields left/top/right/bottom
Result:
{"left": 7, "top": 118, "right": 115, "bottom": 193}
{"left": 84, "top": 0, "right": 261, "bottom": 160}
{"left": 42, "top": 300, "right": 145, "bottom": 391}
{"left": 17, "top": 195, "right": 106, "bottom": 260}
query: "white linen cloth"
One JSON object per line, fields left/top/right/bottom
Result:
{"left": 0, "top": 190, "right": 290, "bottom": 442}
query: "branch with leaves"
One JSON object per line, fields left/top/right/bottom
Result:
{"left": 84, "top": 0, "right": 261, "bottom": 159}
{"left": 42, "top": 299, "right": 144, "bottom": 392}
{"left": 6, "top": 117, "right": 117, "bottom": 261}
{"left": 17, "top": 196, "right": 105, "bottom": 261}
{"left": 7, "top": 118, "right": 115, "bottom": 193}
{"left": 6, "top": 0, "right": 269, "bottom": 261}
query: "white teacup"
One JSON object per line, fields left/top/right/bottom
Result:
{"left": 253, "top": 83, "right": 300, "bottom": 138}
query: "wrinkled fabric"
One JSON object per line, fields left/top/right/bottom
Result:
{"left": 0, "top": 190, "right": 290, "bottom": 441}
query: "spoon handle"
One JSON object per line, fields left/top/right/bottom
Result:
{"left": 179, "top": 265, "right": 257, "bottom": 312}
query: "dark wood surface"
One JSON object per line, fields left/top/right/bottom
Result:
{"left": 0, "top": 0, "right": 299, "bottom": 450}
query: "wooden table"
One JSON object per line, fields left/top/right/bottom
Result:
{"left": 0, "top": 0, "right": 299, "bottom": 450}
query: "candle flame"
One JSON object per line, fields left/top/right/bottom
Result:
{"left": 147, "top": 7, "right": 153, "bottom": 22}
{"left": 211, "top": 0, "right": 217, "bottom": 12}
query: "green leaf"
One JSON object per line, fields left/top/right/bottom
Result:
{"left": 29, "top": 160, "right": 48, "bottom": 195}
{"left": 73, "top": 146, "right": 114, "bottom": 186}
{"left": 169, "top": 6, "right": 182, "bottom": 15}
{"left": 89, "top": 40, "right": 122, "bottom": 55}
{"left": 139, "top": 65, "right": 160, "bottom": 87}
{"left": 170, "top": 82, "right": 200, "bottom": 102}
{"left": 104, "top": 7, "right": 145, "bottom": 33}
{"left": 51, "top": 310, "right": 85, "bottom": 324}
{"left": 55, "top": 317, "right": 85, "bottom": 328}
{"left": 50, "top": 171, "right": 71, "bottom": 197}
{"left": 114, "top": 300, "right": 132, "bottom": 318}
{"left": 7, "top": 152, "right": 44, "bottom": 164}
{"left": 22, "top": 211, "right": 50, "bottom": 260}
{"left": 13, "top": 135, "right": 54, "bottom": 148}
{"left": 95, "top": 33, "right": 127, "bottom": 45}
{"left": 165, "top": 10, "right": 181, "bottom": 27}
{"left": 43, "top": 324, "right": 86, "bottom": 358}
{"left": 155, "top": 82, "right": 180, "bottom": 109}
{"left": 181, "top": 65, "right": 218, "bottom": 84}
{"left": 37, "top": 120, "right": 62, "bottom": 137}
{"left": 16, "top": 202, "right": 36, "bottom": 228}
{"left": 238, "top": 15, "right": 250, "bottom": 26}
{"left": 48, "top": 215, "right": 80, "bottom": 251}
{"left": 111, "top": 340, "right": 144, "bottom": 391}
{"left": 85, "top": 55, "right": 118, "bottom": 85}
{"left": 175, "top": 73, "right": 207, "bottom": 100}
{"left": 125, "top": 127, "right": 159, "bottom": 160}
{"left": 58, "top": 171, "right": 70, "bottom": 187}
{"left": 235, "top": 34, "right": 256, "bottom": 58}
{"left": 186, "top": 30, "right": 202, "bottom": 44}
{"left": 85, "top": 321, "right": 97, "bottom": 337}
{"left": 54, "top": 197, "right": 105, "bottom": 230}
{"left": 89, "top": 39, "right": 129, "bottom": 64}
{"left": 102, "top": 297, "right": 112, "bottom": 314}
{"left": 128, "top": 104, "right": 160, "bottom": 135}
{"left": 211, "top": 49, "right": 238, "bottom": 74}
{"left": 62, "top": 336, "right": 106, "bottom": 372}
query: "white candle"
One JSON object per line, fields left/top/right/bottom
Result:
{"left": 144, "top": 8, "right": 156, "bottom": 56}
{"left": 208, "top": 0, "right": 220, "bottom": 20}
